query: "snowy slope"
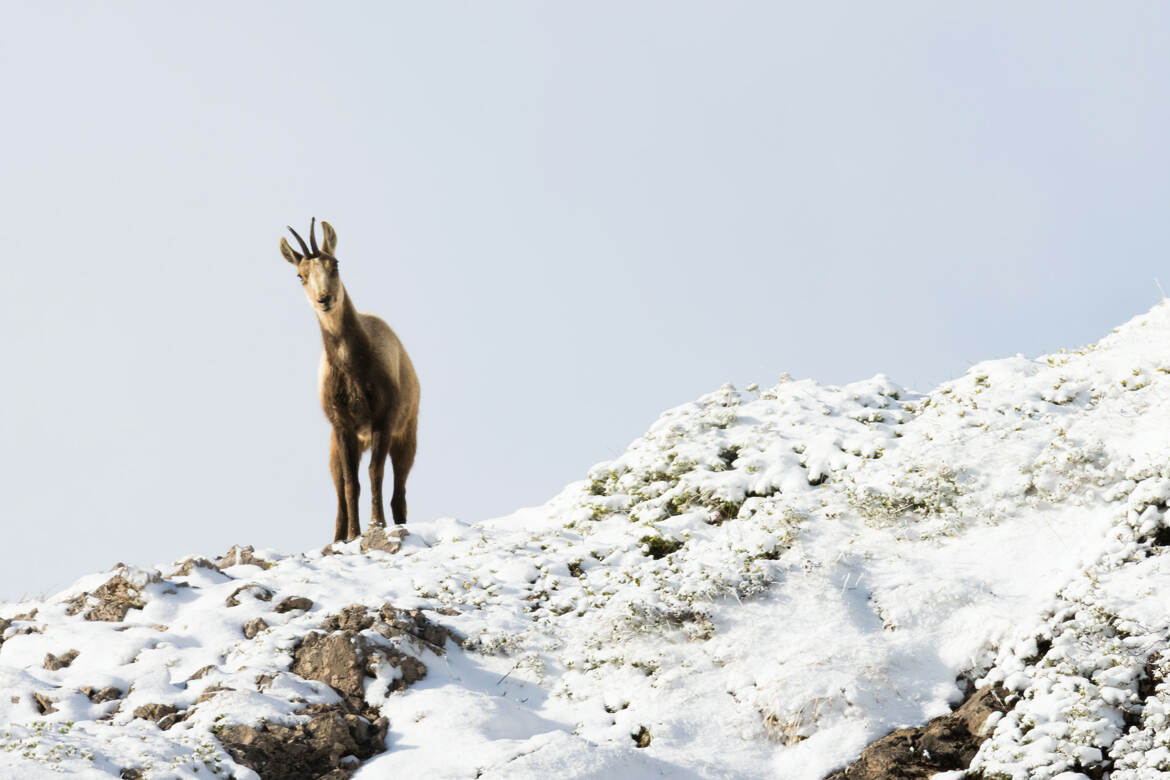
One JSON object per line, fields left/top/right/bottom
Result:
{"left": 3, "top": 302, "right": 1170, "bottom": 779}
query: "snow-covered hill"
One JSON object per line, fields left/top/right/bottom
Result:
{"left": 4, "top": 303, "right": 1170, "bottom": 779}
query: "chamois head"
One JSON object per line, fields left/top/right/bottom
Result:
{"left": 280, "top": 218, "right": 342, "bottom": 313}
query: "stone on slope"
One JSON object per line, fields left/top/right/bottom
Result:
{"left": 826, "top": 685, "right": 1009, "bottom": 779}
{"left": 43, "top": 649, "right": 79, "bottom": 670}
{"left": 64, "top": 573, "right": 150, "bottom": 622}
{"left": 216, "top": 700, "right": 387, "bottom": 780}
{"left": 360, "top": 526, "right": 407, "bottom": 555}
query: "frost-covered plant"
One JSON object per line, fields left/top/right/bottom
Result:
{"left": 847, "top": 464, "right": 964, "bottom": 531}
{"left": 970, "top": 473, "right": 1170, "bottom": 779}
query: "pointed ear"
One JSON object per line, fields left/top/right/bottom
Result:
{"left": 280, "top": 237, "right": 302, "bottom": 265}
{"left": 321, "top": 221, "right": 337, "bottom": 256}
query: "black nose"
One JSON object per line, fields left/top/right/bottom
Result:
{"left": 318, "top": 295, "right": 330, "bottom": 305}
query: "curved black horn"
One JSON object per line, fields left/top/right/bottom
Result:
{"left": 287, "top": 225, "right": 311, "bottom": 257}
{"left": 309, "top": 216, "right": 319, "bottom": 255}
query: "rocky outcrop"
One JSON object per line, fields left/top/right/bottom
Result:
{"left": 360, "top": 526, "right": 407, "bottom": 555}
{"left": 218, "top": 545, "right": 273, "bottom": 570}
{"left": 320, "top": 605, "right": 375, "bottom": 634}
{"left": 170, "top": 557, "right": 221, "bottom": 577}
{"left": 292, "top": 632, "right": 376, "bottom": 705}
{"left": 224, "top": 583, "right": 274, "bottom": 608}
{"left": 290, "top": 603, "right": 446, "bottom": 709}
{"left": 216, "top": 700, "right": 387, "bottom": 780}
{"left": 362, "top": 603, "right": 452, "bottom": 654}
{"left": 213, "top": 603, "right": 447, "bottom": 779}
{"left": 134, "top": 703, "right": 181, "bottom": 730}
{"left": 64, "top": 574, "right": 150, "bottom": 622}
{"left": 80, "top": 685, "right": 123, "bottom": 704}
{"left": 195, "top": 683, "right": 235, "bottom": 704}
{"left": 32, "top": 693, "right": 56, "bottom": 715}
{"left": 826, "top": 685, "right": 1009, "bottom": 779}
{"left": 275, "top": 596, "right": 313, "bottom": 614}
{"left": 242, "top": 617, "right": 268, "bottom": 639}
{"left": 43, "top": 649, "right": 79, "bottom": 670}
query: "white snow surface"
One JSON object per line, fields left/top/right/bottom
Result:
{"left": 4, "top": 302, "right": 1170, "bottom": 778}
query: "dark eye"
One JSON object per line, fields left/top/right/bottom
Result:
{"left": 297, "top": 274, "right": 306, "bottom": 284}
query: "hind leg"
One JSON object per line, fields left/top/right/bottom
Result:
{"left": 389, "top": 419, "right": 417, "bottom": 526}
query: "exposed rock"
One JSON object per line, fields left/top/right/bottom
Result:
{"left": 33, "top": 692, "right": 56, "bottom": 715}
{"left": 397, "top": 654, "right": 427, "bottom": 690}
{"left": 0, "top": 615, "right": 30, "bottom": 651}
{"left": 133, "top": 703, "right": 179, "bottom": 726}
{"left": 187, "top": 665, "right": 216, "bottom": 681}
{"left": 44, "top": 649, "right": 79, "bottom": 670}
{"left": 225, "top": 583, "right": 274, "bottom": 608}
{"left": 215, "top": 700, "right": 387, "bottom": 780}
{"left": 375, "top": 604, "right": 451, "bottom": 653}
{"left": 951, "top": 684, "right": 1009, "bottom": 738}
{"left": 826, "top": 685, "right": 1009, "bottom": 779}
{"left": 158, "top": 712, "right": 183, "bottom": 730}
{"left": 67, "top": 575, "right": 148, "bottom": 622}
{"left": 242, "top": 617, "right": 269, "bottom": 639}
{"left": 360, "top": 526, "right": 407, "bottom": 555}
{"left": 119, "top": 769, "right": 144, "bottom": 780}
{"left": 171, "top": 557, "right": 222, "bottom": 577}
{"left": 196, "top": 684, "right": 235, "bottom": 705}
{"left": 218, "top": 545, "right": 273, "bottom": 570}
{"left": 94, "top": 576, "right": 146, "bottom": 604}
{"left": 292, "top": 632, "right": 372, "bottom": 704}
{"left": 292, "top": 604, "right": 445, "bottom": 711}
{"left": 632, "top": 725, "right": 652, "bottom": 748}
{"left": 321, "top": 605, "right": 375, "bottom": 634}
{"left": 275, "top": 596, "right": 314, "bottom": 614}
{"left": 80, "top": 686, "right": 124, "bottom": 704}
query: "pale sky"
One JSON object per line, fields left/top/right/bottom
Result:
{"left": 2, "top": 2, "right": 1168, "bottom": 601}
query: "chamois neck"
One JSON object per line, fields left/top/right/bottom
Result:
{"left": 316, "top": 287, "right": 366, "bottom": 354}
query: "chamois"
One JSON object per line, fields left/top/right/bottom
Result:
{"left": 280, "top": 218, "right": 420, "bottom": 542}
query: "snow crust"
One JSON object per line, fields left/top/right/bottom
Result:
{"left": 3, "top": 301, "right": 1170, "bottom": 778}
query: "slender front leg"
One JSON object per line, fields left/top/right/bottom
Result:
{"left": 333, "top": 428, "right": 362, "bottom": 541}
{"left": 329, "top": 431, "right": 347, "bottom": 543}
{"left": 368, "top": 427, "right": 390, "bottom": 530}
